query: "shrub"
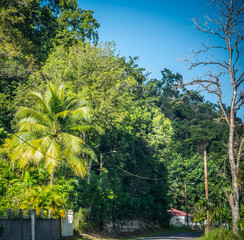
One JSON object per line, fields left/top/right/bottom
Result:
{"left": 73, "top": 208, "right": 89, "bottom": 233}
{"left": 238, "top": 207, "right": 244, "bottom": 237}
{"left": 198, "top": 228, "right": 241, "bottom": 240}
{"left": 19, "top": 185, "right": 68, "bottom": 218}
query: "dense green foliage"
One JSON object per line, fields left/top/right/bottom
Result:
{"left": 198, "top": 228, "right": 241, "bottom": 240}
{"left": 3, "top": 83, "right": 101, "bottom": 186}
{"left": 167, "top": 154, "right": 232, "bottom": 223}
{"left": 0, "top": 0, "right": 243, "bottom": 234}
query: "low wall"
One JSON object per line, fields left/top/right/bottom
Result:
{"left": 104, "top": 219, "right": 160, "bottom": 233}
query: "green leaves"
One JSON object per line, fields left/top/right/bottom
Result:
{"left": 5, "top": 83, "right": 102, "bottom": 185}
{"left": 167, "top": 153, "right": 232, "bottom": 223}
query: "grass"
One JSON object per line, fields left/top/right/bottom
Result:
{"left": 62, "top": 225, "right": 197, "bottom": 240}
{"left": 197, "top": 228, "right": 243, "bottom": 240}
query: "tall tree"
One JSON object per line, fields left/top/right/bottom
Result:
{"left": 145, "top": 69, "right": 228, "bottom": 159}
{"left": 4, "top": 83, "right": 102, "bottom": 186}
{"left": 184, "top": 0, "right": 244, "bottom": 234}
{"left": 41, "top": 42, "right": 173, "bottom": 226}
{"left": 0, "top": 0, "right": 100, "bottom": 128}
{"left": 0, "top": 0, "right": 100, "bottom": 62}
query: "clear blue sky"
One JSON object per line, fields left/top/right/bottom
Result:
{"left": 78, "top": 0, "right": 243, "bottom": 119}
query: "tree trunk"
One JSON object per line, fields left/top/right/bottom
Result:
{"left": 50, "top": 169, "right": 54, "bottom": 187}
{"left": 228, "top": 92, "right": 240, "bottom": 235}
{"left": 228, "top": 169, "right": 240, "bottom": 235}
{"left": 87, "top": 159, "right": 92, "bottom": 183}
{"left": 229, "top": 189, "right": 240, "bottom": 235}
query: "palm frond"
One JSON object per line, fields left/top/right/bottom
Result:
{"left": 0, "top": 137, "right": 18, "bottom": 156}
{"left": 11, "top": 143, "right": 32, "bottom": 166}
{"left": 80, "top": 144, "right": 97, "bottom": 162}
{"left": 55, "top": 110, "right": 72, "bottom": 120}
{"left": 67, "top": 155, "right": 87, "bottom": 177}
{"left": 65, "top": 99, "right": 89, "bottom": 110}
{"left": 93, "top": 125, "right": 104, "bottom": 135}
{"left": 16, "top": 107, "right": 50, "bottom": 125}
{"left": 70, "top": 123, "right": 104, "bottom": 135}
{"left": 15, "top": 132, "right": 36, "bottom": 144}
{"left": 18, "top": 150, "right": 30, "bottom": 168}
{"left": 18, "top": 120, "right": 48, "bottom": 134}
{"left": 68, "top": 107, "right": 91, "bottom": 122}
{"left": 59, "top": 132, "right": 84, "bottom": 153}
{"left": 54, "top": 84, "right": 68, "bottom": 100}
{"left": 45, "top": 139, "right": 60, "bottom": 173}
{"left": 26, "top": 137, "right": 52, "bottom": 162}
{"left": 29, "top": 92, "right": 51, "bottom": 116}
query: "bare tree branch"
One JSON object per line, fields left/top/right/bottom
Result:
{"left": 184, "top": 0, "right": 244, "bottom": 234}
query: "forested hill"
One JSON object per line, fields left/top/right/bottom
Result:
{"left": 0, "top": 0, "right": 243, "bottom": 232}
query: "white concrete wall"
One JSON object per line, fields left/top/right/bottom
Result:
{"left": 104, "top": 220, "right": 158, "bottom": 232}
{"left": 169, "top": 216, "right": 193, "bottom": 227}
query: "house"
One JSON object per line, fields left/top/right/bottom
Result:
{"left": 167, "top": 208, "right": 193, "bottom": 227}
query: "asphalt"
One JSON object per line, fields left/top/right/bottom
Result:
{"left": 137, "top": 232, "right": 203, "bottom": 240}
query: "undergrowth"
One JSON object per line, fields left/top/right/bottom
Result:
{"left": 198, "top": 228, "right": 242, "bottom": 240}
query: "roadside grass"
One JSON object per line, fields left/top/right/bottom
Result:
{"left": 63, "top": 225, "right": 198, "bottom": 240}
{"left": 197, "top": 228, "right": 242, "bottom": 240}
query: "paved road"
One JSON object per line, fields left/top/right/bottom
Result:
{"left": 138, "top": 232, "right": 202, "bottom": 240}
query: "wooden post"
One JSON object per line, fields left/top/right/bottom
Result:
{"left": 204, "top": 151, "right": 210, "bottom": 232}
{"left": 184, "top": 181, "right": 189, "bottom": 228}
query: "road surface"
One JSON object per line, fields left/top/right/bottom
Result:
{"left": 138, "top": 232, "right": 202, "bottom": 240}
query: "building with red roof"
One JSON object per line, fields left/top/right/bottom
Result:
{"left": 167, "top": 208, "right": 193, "bottom": 226}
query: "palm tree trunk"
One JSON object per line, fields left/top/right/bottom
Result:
{"left": 50, "top": 169, "right": 54, "bottom": 187}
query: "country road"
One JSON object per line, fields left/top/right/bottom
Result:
{"left": 138, "top": 232, "right": 202, "bottom": 240}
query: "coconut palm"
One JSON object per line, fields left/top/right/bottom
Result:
{"left": 6, "top": 83, "right": 102, "bottom": 186}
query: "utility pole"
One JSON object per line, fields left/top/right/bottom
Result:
{"left": 184, "top": 181, "right": 189, "bottom": 228}
{"left": 204, "top": 150, "right": 210, "bottom": 232}
{"left": 99, "top": 150, "right": 116, "bottom": 175}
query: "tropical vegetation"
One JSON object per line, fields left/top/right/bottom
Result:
{"left": 0, "top": 0, "right": 243, "bottom": 237}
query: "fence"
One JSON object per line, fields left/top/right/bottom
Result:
{"left": 0, "top": 209, "right": 69, "bottom": 240}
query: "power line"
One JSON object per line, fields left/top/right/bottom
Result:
{"left": 3, "top": 130, "right": 181, "bottom": 181}
{"left": 116, "top": 165, "right": 168, "bottom": 181}
{"left": 4, "top": 129, "right": 62, "bottom": 164}
{"left": 3, "top": 126, "right": 207, "bottom": 182}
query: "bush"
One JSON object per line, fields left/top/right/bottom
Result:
{"left": 238, "top": 218, "right": 244, "bottom": 237}
{"left": 238, "top": 207, "right": 244, "bottom": 237}
{"left": 198, "top": 228, "right": 241, "bottom": 240}
{"left": 73, "top": 208, "right": 89, "bottom": 233}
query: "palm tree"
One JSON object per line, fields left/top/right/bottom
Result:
{"left": 6, "top": 83, "right": 102, "bottom": 186}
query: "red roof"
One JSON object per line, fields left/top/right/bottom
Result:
{"left": 167, "top": 208, "right": 193, "bottom": 217}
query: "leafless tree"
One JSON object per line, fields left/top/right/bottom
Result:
{"left": 184, "top": 0, "right": 243, "bottom": 235}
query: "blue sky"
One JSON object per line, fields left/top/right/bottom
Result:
{"left": 78, "top": 0, "right": 243, "bottom": 119}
